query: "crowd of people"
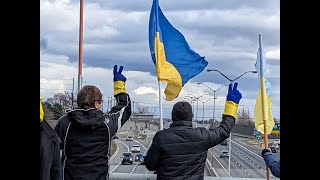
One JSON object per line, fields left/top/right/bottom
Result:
{"left": 40, "top": 65, "right": 279, "bottom": 180}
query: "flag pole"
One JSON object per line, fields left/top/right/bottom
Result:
{"left": 258, "top": 34, "right": 270, "bottom": 180}
{"left": 158, "top": 81, "right": 164, "bottom": 130}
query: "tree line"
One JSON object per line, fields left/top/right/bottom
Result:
{"left": 42, "top": 91, "right": 75, "bottom": 120}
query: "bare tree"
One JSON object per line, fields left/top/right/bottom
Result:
{"left": 236, "top": 108, "right": 254, "bottom": 127}
{"left": 53, "top": 91, "right": 73, "bottom": 111}
{"left": 42, "top": 102, "right": 54, "bottom": 121}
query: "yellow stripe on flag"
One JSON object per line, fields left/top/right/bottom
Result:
{"left": 155, "top": 32, "right": 182, "bottom": 101}
{"left": 254, "top": 77, "right": 274, "bottom": 134}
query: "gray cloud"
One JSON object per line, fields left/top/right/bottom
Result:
{"left": 40, "top": 0, "right": 280, "bottom": 118}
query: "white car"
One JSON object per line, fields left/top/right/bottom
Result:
{"left": 220, "top": 150, "right": 229, "bottom": 158}
{"left": 126, "top": 136, "right": 133, "bottom": 141}
{"left": 131, "top": 145, "right": 141, "bottom": 153}
{"left": 273, "top": 139, "right": 280, "bottom": 145}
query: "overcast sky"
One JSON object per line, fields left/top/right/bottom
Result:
{"left": 40, "top": 0, "right": 280, "bottom": 121}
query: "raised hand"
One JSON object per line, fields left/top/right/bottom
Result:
{"left": 226, "top": 82, "right": 242, "bottom": 104}
{"left": 113, "top": 65, "right": 127, "bottom": 82}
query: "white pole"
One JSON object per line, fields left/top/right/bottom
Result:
{"left": 158, "top": 81, "right": 163, "bottom": 130}
{"left": 229, "top": 133, "right": 231, "bottom": 176}
{"left": 211, "top": 91, "right": 216, "bottom": 165}
{"left": 195, "top": 99, "right": 199, "bottom": 128}
{"left": 228, "top": 82, "right": 234, "bottom": 176}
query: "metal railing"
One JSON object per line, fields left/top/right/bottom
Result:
{"left": 109, "top": 173, "right": 267, "bottom": 180}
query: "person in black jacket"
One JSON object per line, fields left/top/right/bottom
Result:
{"left": 40, "top": 97, "right": 63, "bottom": 180}
{"left": 144, "top": 82, "right": 242, "bottom": 180}
{"left": 261, "top": 148, "right": 280, "bottom": 178}
{"left": 54, "top": 65, "right": 132, "bottom": 180}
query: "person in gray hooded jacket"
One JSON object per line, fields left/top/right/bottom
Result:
{"left": 144, "top": 83, "right": 242, "bottom": 180}
{"left": 54, "top": 65, "right": 131, "bottom": 180}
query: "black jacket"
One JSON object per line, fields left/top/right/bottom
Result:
{"left": 144, "top": 115, "right": 235, "bottom": 180}
{"left": 54, "top": 93, "right": 131, "bottom": 180}
{"left": 40, "top": 120, "right": 63, "bottom": 180}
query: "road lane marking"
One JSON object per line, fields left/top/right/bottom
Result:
{"left": 110, "top": 162, "right": 121, "bottom": 173}
{"left": 208, "top": 149, "right": 230, "bottom": 177}
{"left": 110, "top": 140, "right": 120, "bottom": 161}
{"left": 110, "top": 139, "right": 130, "bottom": 173}
{"left": 231, "top": 139, "right": 263, "bottom": 159}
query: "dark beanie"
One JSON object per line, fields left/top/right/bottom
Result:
{"left": 172, "top": 101, "right": 193, "bottom": 121}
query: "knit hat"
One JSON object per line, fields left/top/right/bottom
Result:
{"left": 171, "top": 101, "right": 193, "bottom": 121}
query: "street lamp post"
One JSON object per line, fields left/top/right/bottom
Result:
{"left": 184, "top": 96, "right": 196, "bottom": 116}
{"left": 186, "top": 93, "right": 208, "bottom": 128}
{"left": 240, "top": 104, "right": 250, "bottom": 120}
{"left": 197, "top": 83, "right": 228, "bottom": 125}
{"left": 197, "top": 83, "right": 228, "bottom": 166}
{"left": 199, "top": 98, "right": 214, "bottom": 126}
{"left": 206, "top": 69, "right": 257, "bottom": 176}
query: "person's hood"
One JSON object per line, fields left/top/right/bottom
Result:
{"left": 67, "top": 108, "right": 105, "bottom": 129}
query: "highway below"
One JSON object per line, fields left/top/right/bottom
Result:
{"left": 110, "top": 123, "right": 278, "bottom": 179}
{"left": 109, "top": 130, "right": 210, "bottom": 176}
{"left": 208, "top": 135, "right": 280, "bottom": 179}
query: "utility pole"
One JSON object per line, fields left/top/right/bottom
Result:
{"left": 71, "top": 77, "right": 74, "bottom": 109}
{"left": 77, "top": 0, "right": 84, "bottom": 93}
{"left": 101, "top": 99, "right": 104, "bottom": 112}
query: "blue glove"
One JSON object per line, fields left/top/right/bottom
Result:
{"left": 226, "top": 82, "right": 242, "bottom": 104}
{"left": 113, "top": 65, "right": 127, "bottom": 82}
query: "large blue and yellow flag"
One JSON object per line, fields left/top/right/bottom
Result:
{"left": 254, "top": 34, "right": 275, "bottom": 134}
{"left": 149, "top": 0, "right": 208, "bottom": 101}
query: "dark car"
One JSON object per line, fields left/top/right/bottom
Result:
{"left": 121, "top": 152, "right": 133, "bottom": 165}
{"left": 112, "top": 135, "right": 119, "bottom": 140}
{"left": 270, "top": 147, "right": 276, "bottom": 153}
{"left": 270, "top": 146, "right": 277, "bottom": 153}
{"left": 135, "top": 154, "right": 144, "bottom": 162}
{"left": 220, "top": 140, "right": 228, "bottom": 146}
{"left": 140, "top": 155, "right": 146, "bottom": 165}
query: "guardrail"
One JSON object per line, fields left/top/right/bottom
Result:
{"left": 109, "top": 173, "right": 266, "bottom": 180}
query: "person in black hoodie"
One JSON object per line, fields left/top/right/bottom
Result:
{"left": 40, "top": 97, "right": 63, "bottom": 180}
{"left": 54, "top": 65, "right": 131, "bottom": 180}
{"left": 144, "top": 82, "right": 242, "bottom": 180}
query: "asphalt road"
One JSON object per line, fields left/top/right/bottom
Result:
{"left": 207, "top": 135, "right": 280, "bottom": 179}
{"left": 109, "top": 130, "right": 210, "bottom": 176}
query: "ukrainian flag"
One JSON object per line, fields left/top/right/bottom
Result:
{"left": 149, "top": 0, "right": 208, "bottom": 101}
{"left": 254, "top": 34, "right": 275, "bottom": 134}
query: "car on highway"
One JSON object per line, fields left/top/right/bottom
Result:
{"left": 270, "top": 146, "right": 277, "bottom": 153}
{"left": 273, "top": 139, "right": 280, "bottom": 145}
{"left": 135, "top": 153, "right": 144, "bottom": 162}
{"left": 121, "top": 152, "right": 133, "bottom": 165}
{"left": 131, "top": 144, "right": 141, "bottom": 153}
{"left": 112, "top": 135, "right": 118, "bottom": 140}
{"left": 140, "top": 155, "right": 146, "bottom": 165}
{"left": 126, "top": 136, "right": 133, "bottom": 141}
{"left": 220, "top": 140, "right": 228, "bottom": 146}
{"left": 220, "top": 150, "right": 229, "bottom": 158}
{"left": 270, "top": 143, "right": 278, "bottom": 153}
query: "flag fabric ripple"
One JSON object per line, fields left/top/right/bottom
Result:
{"left": 148, "top": 0, "right": 208, "bottom": 101}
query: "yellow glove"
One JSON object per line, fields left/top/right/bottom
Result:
{"left": 40, "top": 97, "right": 44, "bottom": 122}
{"left": 113, "top": 65, "right": 126, "bottom": 96}
{"left": 222, "top": 101, "right": 238, "bottom": 119}
{"left": 222, "top": 83, "right": 242, "bottom": 119}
